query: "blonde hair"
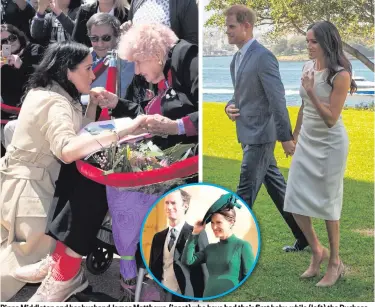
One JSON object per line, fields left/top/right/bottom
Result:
{"left": 117, "top": 23, "right": 178, "bottom": 62}
{"left": 224, "top": 5, "right": 257, "bottom": 25}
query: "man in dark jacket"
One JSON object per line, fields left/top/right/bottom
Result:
{"left": 1, "top": 0, "right": 35, "bottom": 40}
{"left": 149, "top": 189, "right": 208, "bottom": 300}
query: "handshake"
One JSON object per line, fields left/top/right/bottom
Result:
{"left": 89, "top": 88, "right": 180, "bottom": 136}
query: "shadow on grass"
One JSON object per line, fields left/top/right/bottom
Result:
{"left": 203, "top": 155, "right": 374, "bottom": 302}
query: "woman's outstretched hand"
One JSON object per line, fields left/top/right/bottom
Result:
{"left": 115, "top": 115, "right": 148, "bottom": 138}
{"left": 89, "top": 88, "right": 119, "bottom": 109}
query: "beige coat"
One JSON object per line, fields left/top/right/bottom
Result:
{"left": 0, "top": 83, "right": 84, "bottom": 301}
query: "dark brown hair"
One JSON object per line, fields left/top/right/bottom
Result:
{"left": 26, "top": 41, "right": 90, "bottom": 102}
{"left": 224, "top": 5, "right": 257, "bottom": 25}
{"left": 179, "top": 189, "right": 191, "bottom": 213}
{"left": 0, "top": 24, "right": 28, "bottom": 54}
{"left": 307, "top": 21, "right": 357, "bottom": 94}
{"left": 217, "top": 208, "right": 236, "bottom": 224}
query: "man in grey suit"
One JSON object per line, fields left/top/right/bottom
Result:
{"left": 224, "top": 5, "right": 308, "bottom": 252}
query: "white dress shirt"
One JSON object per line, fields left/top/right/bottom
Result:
{"left": 235, "top": 37, "right": 255, "bottom": 78}
{"left": 167, "top": 219, "right": 185, "bottom": 246}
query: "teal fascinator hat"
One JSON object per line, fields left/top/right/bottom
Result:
{"left": 202, "top": 193, "right": 242, "bottom": 224}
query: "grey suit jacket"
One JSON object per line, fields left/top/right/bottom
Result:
{"left": 228, "top": 40, "right": 293, "bottom": 144}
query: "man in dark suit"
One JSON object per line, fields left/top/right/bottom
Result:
{"left": 149, "top": 189, "right": 208, "bottom": 299}
{"left": 224, "top": 4, "right": 308, "bottom": 252}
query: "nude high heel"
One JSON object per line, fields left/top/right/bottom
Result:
{"left": 315, "top": 261, "right": 345, "bottom": 287}
{"left": 300, "top": 247, "right": 329, "bottom": 279}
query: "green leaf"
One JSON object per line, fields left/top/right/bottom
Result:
{"left": 132, "top": 166, "right": 143, "bottom": 172}
{"left": 103, "top": 169, "right": 114, "bottom": 175}
{"left": 163, "top": 143, "right": 196, "bottom": 163}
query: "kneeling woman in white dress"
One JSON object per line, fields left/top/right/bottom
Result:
{"left": 284, "top": 21, "right": 356, "bottom": 287}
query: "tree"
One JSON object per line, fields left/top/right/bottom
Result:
{"left": 272, "top": 38, "right": 288, "bottom": 55}
{"left": 205, "top": 0, "right": 374, "bottom": 71}
{"left": 288, "top": 36, "right": 307, "bottom": 53}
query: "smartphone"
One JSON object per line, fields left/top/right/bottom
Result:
{"left": 1, "top": 44, "right": 11, "bottom": 64}
{"left": 2, "top": 44, "right": 12, "bottom": 57}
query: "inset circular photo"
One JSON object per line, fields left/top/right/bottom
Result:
{"left": 140, "top": 183, "right": 261, "bottom": 301}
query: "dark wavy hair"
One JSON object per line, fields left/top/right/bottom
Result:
{"left": 0, "top": 24, "right": 28, "bottom": 54}
{"left": 307, "top": 21, "right": 357, "bottom": 94}
{"left": 26, "top": 41, "right": 90, "bottom": 101}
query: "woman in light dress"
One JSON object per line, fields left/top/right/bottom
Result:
{"left": 1, "top": 41, "right": 145, "bottom": 301}
{"left": 284, "top": 21, "right": 356, "bottom": 287}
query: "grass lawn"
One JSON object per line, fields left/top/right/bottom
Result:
{"left": 203, "top": 103, "right": 374, "bottom": 302}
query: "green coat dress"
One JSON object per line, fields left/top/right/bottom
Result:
{"left": 182, "top": 234, "right": 255, "bottom": 297}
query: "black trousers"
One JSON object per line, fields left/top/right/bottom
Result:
{"left": 46, "top": 162, "right": 109, "bottom": 256}
{"left": 237, "top": 142, "right": 307, "bottom": 244}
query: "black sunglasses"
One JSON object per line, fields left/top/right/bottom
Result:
{"left": 88, "top": 35, "right": 113, "bottom": 42}
{"left": 1, "top": 34, "right": 18, "bottom": 45}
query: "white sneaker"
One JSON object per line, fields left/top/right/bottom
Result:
{"left": 28, "top": 267, "right": 89, "bottom": 302}
{"left": 13, "top": 255, "right": 55, "bottom": 283}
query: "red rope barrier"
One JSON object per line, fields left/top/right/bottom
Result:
{"left": 76, "top": 156, "right": 198, "bottom": 187}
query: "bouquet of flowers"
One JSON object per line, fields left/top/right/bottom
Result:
{"left": 76, "top": 121, "right": 198, "bottom": 296}
{"left": 81, "top": 138, "right": 197, "bottom": 194}
{"left": 87, "top": 140, "right": 196, "bottom": 175}
{"left": 77, "top": 119, "right": 198, "bottom": 190}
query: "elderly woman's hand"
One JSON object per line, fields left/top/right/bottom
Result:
{"left": 144, "top": 114, "right": 179, "bottom": 135}
{"left": 89, "top": 88, "right": 119, "bottom": 109}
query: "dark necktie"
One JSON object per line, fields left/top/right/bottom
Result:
{"left": 168, "top": 228, "right": 177, "bottom": 251}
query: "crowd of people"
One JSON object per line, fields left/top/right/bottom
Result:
{"left": 1, "top": 0, "right": 199, "bottom": 302}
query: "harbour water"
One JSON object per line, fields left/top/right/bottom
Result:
{"left": 203, "top": 56, "right": 374, "bottom": 107}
